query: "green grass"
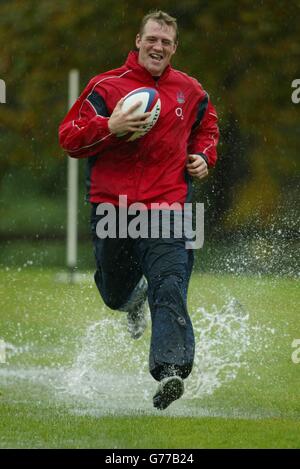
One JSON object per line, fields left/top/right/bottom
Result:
{"left": 0, "top": 268, "right": 299, "bottom": 448}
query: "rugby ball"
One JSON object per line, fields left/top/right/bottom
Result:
{"left": 118, "top": 87, "right": 161, "bottom": 141}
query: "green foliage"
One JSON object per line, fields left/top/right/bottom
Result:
{"left": 0, "top": 0, "right": 299, "bottom": 234}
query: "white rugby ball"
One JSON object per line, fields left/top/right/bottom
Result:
{"left": 118, "top": 87, "right": 161, "bottom": 141}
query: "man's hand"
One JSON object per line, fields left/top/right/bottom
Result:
{"left": 186, "top": 154, "right": 208, "bottom": 179}
{"left": 108, "top": 98, "right": 151, "bottom": 135}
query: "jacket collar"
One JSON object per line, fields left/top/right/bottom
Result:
{"left": 125, "top": 50, "right": 171, "bottom": 82}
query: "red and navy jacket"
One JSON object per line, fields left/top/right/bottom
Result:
{"left": 59, "top": 51, "right": 219, "bottom": 207}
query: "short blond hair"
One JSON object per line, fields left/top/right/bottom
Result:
{"left": 139, "top": 10, "right": 178, "bottom": 44}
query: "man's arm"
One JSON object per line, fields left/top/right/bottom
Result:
{"left": 59, "top": 87, "right": 120, "bottom": 159}
{"left": 186, "top": 96, "right": 219, "bottom": 179}
{"left": 59, "top": 85, "right": 151, "bottom": 159}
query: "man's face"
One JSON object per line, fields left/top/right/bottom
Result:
{"left": 136, "top": 20, "right": 177, "bottom": 76}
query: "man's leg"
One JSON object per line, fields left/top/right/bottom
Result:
{"left": 136, "top": 234, "right": 195, "bottom": 408}
{"left": 91, "top": 204, "right": 148, "bottom": 337}
{"left": 91, "top": 203, "right": 143, "bottom": 308}
{"left": 93, "top": 235, "right": 143, "bottom": 310}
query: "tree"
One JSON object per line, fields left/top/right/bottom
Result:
{"left": 0, "top": 0, "right": 299, "bottom": 234}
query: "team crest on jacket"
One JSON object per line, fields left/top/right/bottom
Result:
{"left": 177, "top": 91, "right": 185, "bottom": 104}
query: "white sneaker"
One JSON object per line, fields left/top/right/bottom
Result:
{"left": 121, "top": 277, "right": 148, "bottom": 340}
{"left": 127, "top": 300, "right": 148, "bottom": 340}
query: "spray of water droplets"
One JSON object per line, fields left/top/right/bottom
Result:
{"left": 50, "top": 297, "right": 276, "bottom": 410}
{"left": 0, "top": 296, "right": 278, "bottom": 416}
{"left": 53, "top": 316, "right": 151, "bottom": 408}
{"left": 188, "top": 299, "right": 253, "bottom": 397}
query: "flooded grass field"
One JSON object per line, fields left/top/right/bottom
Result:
{"left": 0, "top": 268, "right": 299, "bottom": 448}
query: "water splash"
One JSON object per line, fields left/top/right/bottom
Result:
{"left": 1, "top": 341, "right": 32, "bottom": 359}
{"left": 188, "top": 299, "right": 252, "bottom": 397}
{"left": 0, "top": 296, "right": 279, "bottom": 416}
{"left": 53, "top": 316, "right": 150, "bottom": 405}
{"left": 52, "top": 297, "right": 276, "bottom": 407}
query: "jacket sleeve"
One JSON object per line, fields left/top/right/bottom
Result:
{"left": 59, "top": 85, "right": 120, "bottom": 159}
{"left": 187, "top": 94, "right": 219, "bottom": 167}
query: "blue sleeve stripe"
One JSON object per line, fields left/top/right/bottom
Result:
{"left": 192, "top": 94, "right": 208, "bottom": 130}
{"left": 87, "top": 91, "right": 110, "bottom": 117}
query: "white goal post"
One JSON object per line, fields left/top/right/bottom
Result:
{"left": 66, "top": 69, "right": 79, "bottom": 276}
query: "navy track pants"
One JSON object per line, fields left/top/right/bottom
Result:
{"left": 90, "top": 204, "right": 195, "bottom": 381}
